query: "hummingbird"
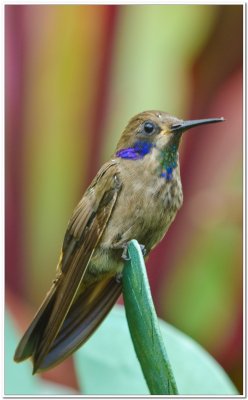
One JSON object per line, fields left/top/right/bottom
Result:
{"left": 14, "top": 110, "right": 224, "bottom": 373}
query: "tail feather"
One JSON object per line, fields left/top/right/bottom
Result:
{"left": 33, "top": 276, "right": 122, "bottom": 373}
{"left": 14, "top": 276, "right": 122, "bottom": 373}
{"left": 14, "top": 285, "right": 57, "bottom": 363}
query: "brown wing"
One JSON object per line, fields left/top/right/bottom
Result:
{"left": 33, "top": 276, "right": 122, "bottom": 372}
{"left": 14, "top": 160, "right": 122, "bottom": 372}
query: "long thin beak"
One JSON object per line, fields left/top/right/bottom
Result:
{"left": 171, "top": 117, "right": 224, "bottom": 132}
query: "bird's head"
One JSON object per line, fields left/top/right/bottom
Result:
{"left": 116, "top": 110, "right": 224, "bottom": 158}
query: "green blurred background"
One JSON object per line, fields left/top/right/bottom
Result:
{"left": 5, "top": 4, "right": 243, "bottom": 394}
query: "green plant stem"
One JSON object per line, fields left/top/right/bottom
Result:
{"left": 122, "top": 239, "right": 178, "bottom": 395}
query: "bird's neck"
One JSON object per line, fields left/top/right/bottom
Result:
{"left": 116, "top": 140, "right": 179, "bottom": 181}
{"left": 158, "top": 141, "right": 179, "bottom": 181}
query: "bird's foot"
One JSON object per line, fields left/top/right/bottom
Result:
{"left": 121, "top": 245, "right": 130, "bottom": 261}
{"left": 112, "top": 241, "right": 147, "bottom": 260}
{"left": 115, "top": 272, "right": 123, "bottom": 283}
{"left": 111, "top": 242, "right": 130, "bottom": 260}
{"left": 139, "top": 244, "right": 147, "bottom": 256}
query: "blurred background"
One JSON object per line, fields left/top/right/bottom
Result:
{"left": 5, "top": 4, "right": 243, "bottom": 394}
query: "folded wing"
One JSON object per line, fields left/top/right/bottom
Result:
{"left": 14, "top": 161, "right": 122, "bottom": 373}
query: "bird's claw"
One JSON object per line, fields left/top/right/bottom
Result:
{"left": 120, "top": 242, "right": 146, "bottom": 260}
{"left": 121, "top": 245, "right": 130, "bottom": 261}
{"left": 115, "top": 272, "right": 123, "bottom": 283}
{"left": 139, "top": 244, "right": 147, "bottom": 256}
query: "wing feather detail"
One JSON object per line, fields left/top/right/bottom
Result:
{"left": 35, "top": 277, "right": 122, "bottom": 372}
{"left": 14, "top": 161, "right": 122, "bottom": 372}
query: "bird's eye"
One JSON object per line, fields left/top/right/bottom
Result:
{"left": 143, "top": 121, "right": 156, "bottom": 135}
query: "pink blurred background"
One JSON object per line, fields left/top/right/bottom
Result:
{"left": 5, "top": 4, "right": 243, "bottom": 393}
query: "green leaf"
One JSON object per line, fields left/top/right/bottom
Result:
{"left": 122, "top": 239, "right": 178, "bottom": 394}
{"left": 74, "top": 306, "right": 237, "bottom": 395}
{"left": 5, "top": 311, "right": 77, "bottom": 395}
